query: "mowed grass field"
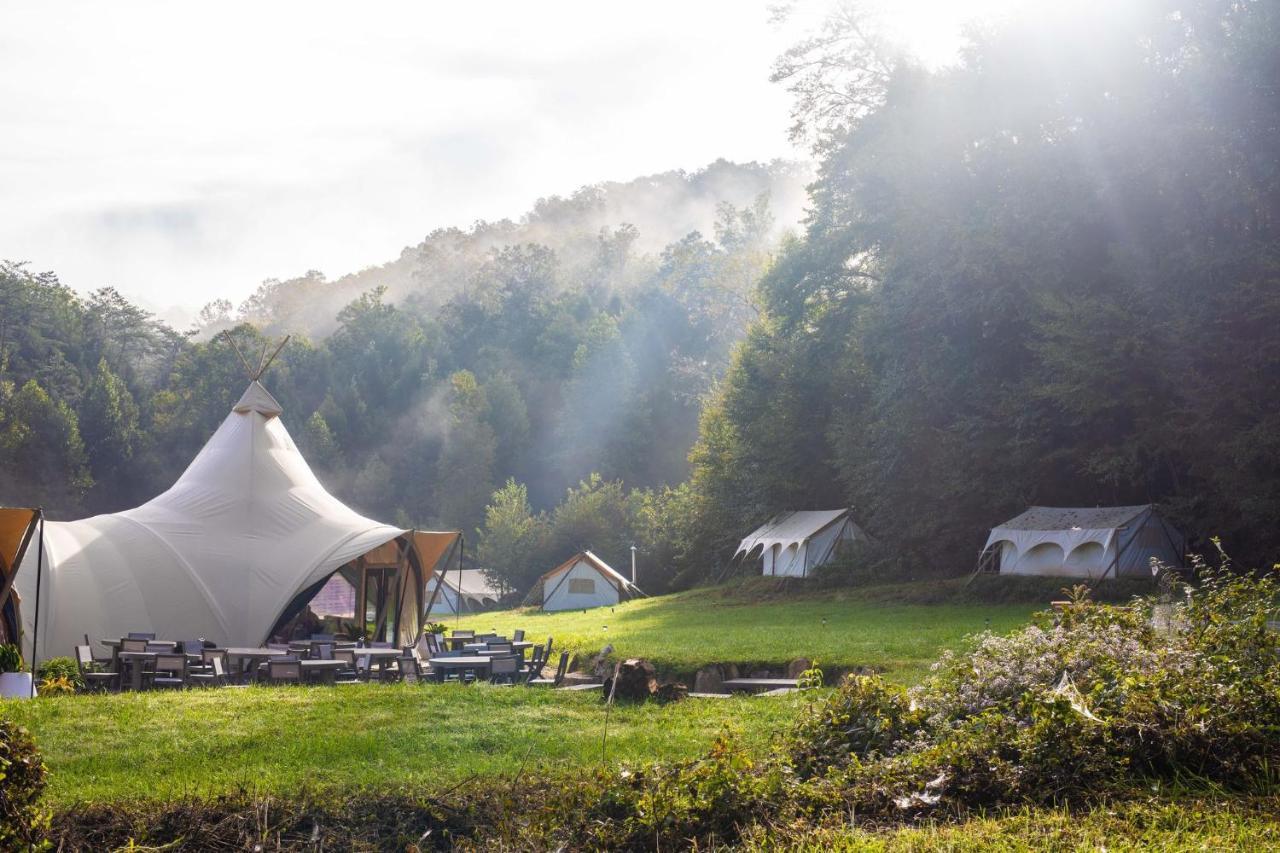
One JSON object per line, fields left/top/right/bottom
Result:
{"left": 449, "top": 583, "right": 1035, "bottom": 682}
{"left": 1, "top": 683, "right": 804, "bottom": 805}
{"left": 4, "top": 584, "right": 1037, "bottom": 809}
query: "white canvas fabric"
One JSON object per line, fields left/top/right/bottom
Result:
{"left": 15, "top": 381, "right": 404, "bottom": 660}
{"left": 984, "top": 505, "right": 1183, "bottom": 579}
{"left": 538, "top": 550, "right": 642, "bottom": 612}
{"left": 425, "top": 569, "right": 502, "bottom": 616}
{"left": 736, "top": 509, "right": 869, "bottom": 578}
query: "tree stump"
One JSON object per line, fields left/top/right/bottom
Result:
{"left": 604, "top": 658, "right": 657, "bottom": 702}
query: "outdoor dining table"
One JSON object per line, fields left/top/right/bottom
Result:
{"left": 428, "top": 655, "right": 492, "bottom": 682}
{"left": 116, "top": 650, "right": 157, "bottom": 691}
{"left": 298, "top": 659, "right": 346, "bottom": 685}
{"left": 225, "top": 647, "right": 291, "bottom": 682}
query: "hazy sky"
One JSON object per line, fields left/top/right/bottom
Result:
{"left": 0, "top": 0, "right": 1020, "bottom": 317}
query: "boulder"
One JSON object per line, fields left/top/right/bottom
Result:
{"left": 654, "top": 682, "right": 688, "bottom": 703}
{"left": 786, "top": 658, "right": 813, "bottom": 679}
{"left": 693, "top": 665, "right": 725, "bottom": 694}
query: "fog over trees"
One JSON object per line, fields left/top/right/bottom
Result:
{"left": 3, "top": 0, "right": 1278, "bottom": 594}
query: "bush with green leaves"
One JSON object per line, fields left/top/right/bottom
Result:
{"left": 35, "top": 657, "right": 82, "bottom": 690}
{"left": 0, "top": 718, "right": 50, "bottom": 849}
{"left": 788, "top": 559, "right": 1280, "bottom": 817}
{"left": 0, "top": 643, "right": 23, "bottom": 674}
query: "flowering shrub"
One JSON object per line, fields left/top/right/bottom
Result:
{"left": 789, "top": 560, "right": 1280, "bottom": 816}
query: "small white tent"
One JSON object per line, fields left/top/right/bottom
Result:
{"left": 527, "top": 551, "right": 643, "bottom": 612}
{"left": 425, "top": 569, "right": 502, "bottom": 617}
{"left": 735, "top": 509, "right": 869, "bottom": 578}
{"left": 13, "top": 380, "right": 449, "bottom": 659}
{"left": 981, "top": 505, "right": 1184, "bottom": 580}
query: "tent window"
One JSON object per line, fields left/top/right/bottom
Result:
{"left": 568, "top": 578, "right": 595, "bottom": 595}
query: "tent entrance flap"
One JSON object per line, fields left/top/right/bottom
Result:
{"left": 0, "top": 508, "right": 39, "bottom": 646}
{"left": 268, "top": 529, "right": 460, "bottom": 645}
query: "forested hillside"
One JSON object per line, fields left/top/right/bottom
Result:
{"left": 0, "top": 161, "right": 802, "bottom": 585}
{"left": 681, "top": 0, "right": 1280, "bottom": 574}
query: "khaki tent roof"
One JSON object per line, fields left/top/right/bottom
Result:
{"left": 993, "top": 505, "right": 1152, "bottom": 532}
{"left": 535, "top": 550, "right": 641, "bottom": 596}
{"left": 735, "top": 509, "right": 861, "bottom": 558}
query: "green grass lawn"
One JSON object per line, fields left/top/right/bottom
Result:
{"left": 1, "top": 683, "right": 803, "bottom": 806}
{"left": 448, "top": 583, "right": 1034, "bottom": 682}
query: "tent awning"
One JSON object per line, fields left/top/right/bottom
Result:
{"left": 735, "top": 509, "right": 854, "bottom": 558}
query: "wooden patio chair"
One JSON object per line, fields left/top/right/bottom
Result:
{"left": 489, "top": 656, "right": 519, "bottom": 685}
{"left": 512, "top": 629, "right": 525, "bottom": 642}
{"left": 75, "top": 645, "right": 119, "bottom": 691}
{"left": 528, "top": 652, "right": 570, "bottom": 687}
{"left": 267, "top": 659, "right": 303, "bottom": 685}
{"left": 188, "top": 656, "right": 227, "bottom": 687}
{"left": 149, "top": 653, "right": 188, "bottom": 689}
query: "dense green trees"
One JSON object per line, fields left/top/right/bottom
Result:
{"left": 0, "top": 165, "right": 792, "bottom": 581}
{"left": 684, "top": 0, "right": 1280, "bottom": 573}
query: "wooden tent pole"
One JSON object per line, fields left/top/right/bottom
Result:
{"left": 29, "top": 509, "right": 44, "bottom": 697}
{"left": 221, "top": 331, "right": 257, "bottom": 380}
{"left": 256, "top": 336, "right": 291, "bottom": 380}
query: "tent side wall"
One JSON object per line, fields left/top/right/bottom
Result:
{"left": 803, "top": 518, "right": 856, "bottom": 575}
{"left": 543, "top": 559, "right": 620, "bottom": 611}
{"left": 1115, "top": 513, "right": 1184, "bottom": 577}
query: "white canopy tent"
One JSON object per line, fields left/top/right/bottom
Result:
{"left": 525, "top": 551, "right": 643, "bottom": 612}
{"left": 14, "top": 380, "right": 430, "bottom": 660}
{"left": 981, "top": 505, "right": 1184, "bottom": 580}
{"left": 735, "top": 509, "right": 869, "bottom": 578}
{"left": 424, "top": 569, "right": 502, "bottom": 617}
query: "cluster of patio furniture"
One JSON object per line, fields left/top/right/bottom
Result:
{"left": 74, "top": 628, "right": 571, "bottom": 691}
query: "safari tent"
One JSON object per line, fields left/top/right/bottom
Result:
{"left": 735, "top": 509, "right": 869, "bottom": 578}
{"left": 424, "top": 569, "right": 503, "bottom": 616}
{"left": 525, "top": 550, "right": 643, "bottom": 612}
{"left": 980, "top": 505, "right": 1184, "bottom": 580}
{"left": 13, "top": 378, "right": 459, "bottom": 660}
{"left": 0, "top": 507, "right": 40, "bottom": 647}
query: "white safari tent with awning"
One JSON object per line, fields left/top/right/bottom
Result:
{"left": 980, "top": 505, "right": 1184, "bottom": 580}
{"left": 13, "top": 379, "right": 459, "bottom": 660}
{"left": 425, "top": 569, "right": 503, "bottom": 617}
{"left": 735, "top": 509, "right": 869, "bottom": 578}
{"left": 525, "top": 550, "right": 643, "bottom": 612}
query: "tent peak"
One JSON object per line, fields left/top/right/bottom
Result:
{"left": 233, "top": 381, "right": 283, "bottom": 418}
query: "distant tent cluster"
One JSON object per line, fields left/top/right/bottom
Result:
{"left": 736, "top": 504, "right": 1185, "bottom": 581}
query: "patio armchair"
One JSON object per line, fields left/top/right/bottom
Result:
{"left": 267, "top": 659, "right": 303, "bottom": 684}
{"left": 397, "top": 656, "right": 421, "bottom": 684}
{"left": 512, "top": 629, "right": 525, "bottom": 642}
{"left": 75, "top": 645, "right": 119, "bottom": 691}
{"left": 528, "top": 652, "right": 570, "bottom": 688}
{"left": 486, "top": 642, "right": 513, "bottom": 655}
{"left": 120, "top": 638, "right": 148, "bottom": 653}
{"left": 188, "top": 656, "right": 227, "bottom": 687}
{"left": 521, "top": 644, "right": 545, "bottom": 676}
{"left": 489, "top": 656, "right": 519, "bottom": 685}
{"left": 333, "top": 649, "right": 361, "bottom": 683}
{"left": 127, "top": 632, "right": 156, "bottom": 640}
{"left": 150, "top": 653, "right": 188, "bottom": 689}
{"left": 145, "top": 642, "right": 172, "bottom": 653}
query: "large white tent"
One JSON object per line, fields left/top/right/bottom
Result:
{"left": 735, "top": 509, "right": 869, "bottom": 578}
{"left": 13, "top": 380, "right": 447, "bottom": 660}
{"left": 981, "top": 505, "right": 1184, "bottom": 580}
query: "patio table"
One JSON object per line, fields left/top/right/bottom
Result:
{"left": 428, "top": 655, "right": 492, "bottom": 682}
{"left": 116, "top": 651, "right": 157, "bottom": 691}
